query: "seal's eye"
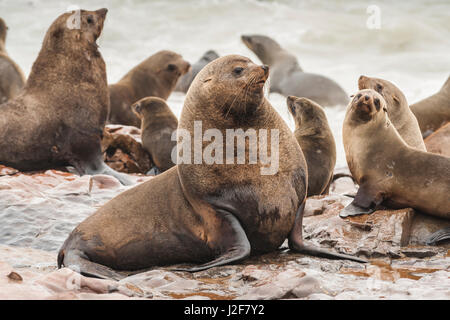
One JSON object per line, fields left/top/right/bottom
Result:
{"left": 167, "top": 64, "right": 177, "bottom": 72}
{"left": 87, "top": 16, "right": 94, "bottom": 24}
{"left": 233, "top": 67, "right": 244, "bottom": 75}
{"left": 376, "top": 83, "right": 383, "bottom": 92}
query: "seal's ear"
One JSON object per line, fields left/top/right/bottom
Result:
{"left": 131, "top": 102, "right": 142, "bottom": 117}
{"left": 202, "top": 77, "right": 212, "bottom": 83}
{"left": 392, "top": 95, "right": 400, "bottom": 105}
{"left": 51, "top": 27, "right": 63, "bottom": 40}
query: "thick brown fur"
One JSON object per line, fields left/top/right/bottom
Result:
{"left": 410, "top": 76, "right": 450, "bottom": 135}
{"left": 132, "top": 96, "right": 178, "bottom": 172}
{"left": 358, "top": 75, "right": 425, "bottom": 151}
{"left": 59, "top": 55, "right": 365, "bottom": 279}
{"left": 0, "top": 9, "right": 132, "bottom": 185}
{"left": 108, "top": 50, "right": 190, "bottom": 127}
{"left": 287, "top": 96, "right": 336, "bottom": 196}
{"left": 343, "top": 89, "right": 450, "bottom": 219}
{"left": 0, "top": 18, "right": 25, "bottom": 104}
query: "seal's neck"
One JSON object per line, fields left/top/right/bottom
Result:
{"left": 0, "top": 41, "right": 6, "bottom": 55}
{"left": 26, "top": 35, "right": 104, "bottom": 91}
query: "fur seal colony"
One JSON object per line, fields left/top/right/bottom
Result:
{"left": 241, "top": 34, "right": 348, "bottom": 106}
{"left": 0, "top": 6, "right": 448, "bottom": 284}
{"left": 0, "top": 17, "right": 25, "bottom": 104}
{"left": 58, "top": 55, "right": 365, "bottom": 279}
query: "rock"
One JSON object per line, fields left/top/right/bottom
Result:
{"left": 236, "top": 270, "right": 306, "bottom": 300}
{"left": 102, "top": 125, "right": 153, "bottom": 174}
{"left": 0, "top": 165, "right": 19, "bottom": 176}
{"left": 401, "top": 246, "right": 439, "bottom": 258}
{"left": 291, "top": 275, "right": 328, "bottom": 298}
{"left": 424, "top": 122, "right": 450, "bottom": 157}
{"left": 408, "top": 212, "right": 450, "bottom": 245}
{"left": 303, "top": 196, "right": 415, "bottom": 258}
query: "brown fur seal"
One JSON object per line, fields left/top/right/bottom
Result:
{"left": 0, "top": 9, "right": 132, "bottom": 185}
{"left": 0, "top": 18, "right": 25, "bottom": 104}
{"left": 108, "top": 51, "right": 190, "bottom": 127}
{"left": 410, "top": 75, "right": 450, "bottom": 136}
{"left": 340, "top": 89, "right": 450, "bottom": 244}
{"left": 58, "top": 55, "right": 365, "bottom": 279}
{"left": 174, "top": 50, "right": 219, "bottom": 93}
{"left": 358, "top": 75, "right": 425, "bottom": 151}
{"left": 131, "top": 96, "right": 178, "bottom": 174}
{"left": 241, "top": 34, "right": 348, "bottom": 106}
{"left": 287, "top": 96, "right": 336, "bottom": 196}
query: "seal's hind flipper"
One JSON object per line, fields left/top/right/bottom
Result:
{"left": 425, "top": 227, "right": 450, "bottom": 245}
{"left": 58, "top": 249, "right": 125, "bottom": 281}
{"left": 289, "top": 202, "right": 367, "bottom": 263}
{"left": 171, "top": 210, "right": 251, "bottom": 272}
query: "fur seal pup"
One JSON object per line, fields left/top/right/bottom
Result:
{"left": 410, "top": 75, "right": 450, "bottom": 136}
{"left": 287, "top": 96, "right": 336, "bottom": 196}
{"left": 131, "top": 97, "right": 178, "bottom": 174}
{"left": 241, "top": 34, "right": 348, "bottom": 107}
{"left": 340, "top": 89, "right": 450, "bottom": 243}
{"left": 174, "top": 50, "right": 219, "bottom": 93}
{"left": 358, "top": 75, "right": 426, "bottom": 151}
{"left": 108, "top": 50, "right": 190, "bottom": 127}
{"left": 0, "top": 9, "right": 132, "bottom": 185}
{"left": 58, "top": 55, "right": 365, "bottom": 279}
{"left": 0, "top": 18, "right": 25, "bottom": 104}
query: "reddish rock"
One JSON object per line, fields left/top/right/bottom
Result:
{"left": 102, "top": 125, "right": 153, "bottom": 174}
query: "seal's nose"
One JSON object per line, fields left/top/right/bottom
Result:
{"left": 261, "top": 65, "right": 269, "bottom": 76}
{"left": 241, "top": 35, "right": 250, "bottom": 43}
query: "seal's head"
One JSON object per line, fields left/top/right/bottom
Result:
{"left": 241, "top": 35, "right": 282, "bottom": 65}
{"left": 189, "top": 55, "right": 269, "bottom": 121}
{"left": 348, "top": 89, "right": 387, "bottom": 124}
{"left": 358, "top": 76, "right": 407, "bottom": 115}
{"left": 43, "top": 8, "right": 107, "bottom": 50}
{"left": 287, "top": 96, "right": 328, "bottom": 131}
{"left": 131, "top": 96, "right": 171, "bottom": 120}
{"left": 151, "top": 50, "right": 191, "bottom": 84}
{"left": 0, "top": 18, "right": 7, "bottom": 44}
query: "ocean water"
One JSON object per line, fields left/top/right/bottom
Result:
{"left": 1, "top": 0, "right": 449, "bottom": 167}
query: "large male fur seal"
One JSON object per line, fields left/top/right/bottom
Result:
{"left": 108, "top": 50, "right": 190, "bottom": 127}
{"left": 0, "top": 9, "right": 132, "bottom": 185}
{"left": 287, "top": 96, "right": 336, "bottom": 196}
{"left": 340, "top": 89, "right": 450, "bottom": 243}
{"left": 131, "top": 96, "right": 178, "bottom": 173}
{"left": 241, "top": 34, "right": 348, "bottom": 106}
{"left": 410, "top": 75, "right": 450, "bottom": 136}
{"left": 0, "top": 18, "right": 25, "bottom": 104}
{"left": 358, "top": 75, "right": 426, "bottom": 151}
{"left": 174, "top": 50, "right": 219, "bottom": 93}
{"left": 58, "top": 55, "right": 365, "bottom": 279}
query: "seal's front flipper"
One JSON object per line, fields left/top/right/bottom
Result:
{"left": 171, "top": 210, "right": 251, "bottom": 272}
{"left": 289, "top": 202, "right": 367, "bottom": 263}
{"left": 83, "top": 158, "right": 134, "bottom": 186}
{"left": 339, "top": 201, "right": 376, "bottom": 218}
{"left": 339, "top": 184, "right": 382, "bottom": 218}
{"left": 425, "top": 227, "right": 450, "bottom": 245}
